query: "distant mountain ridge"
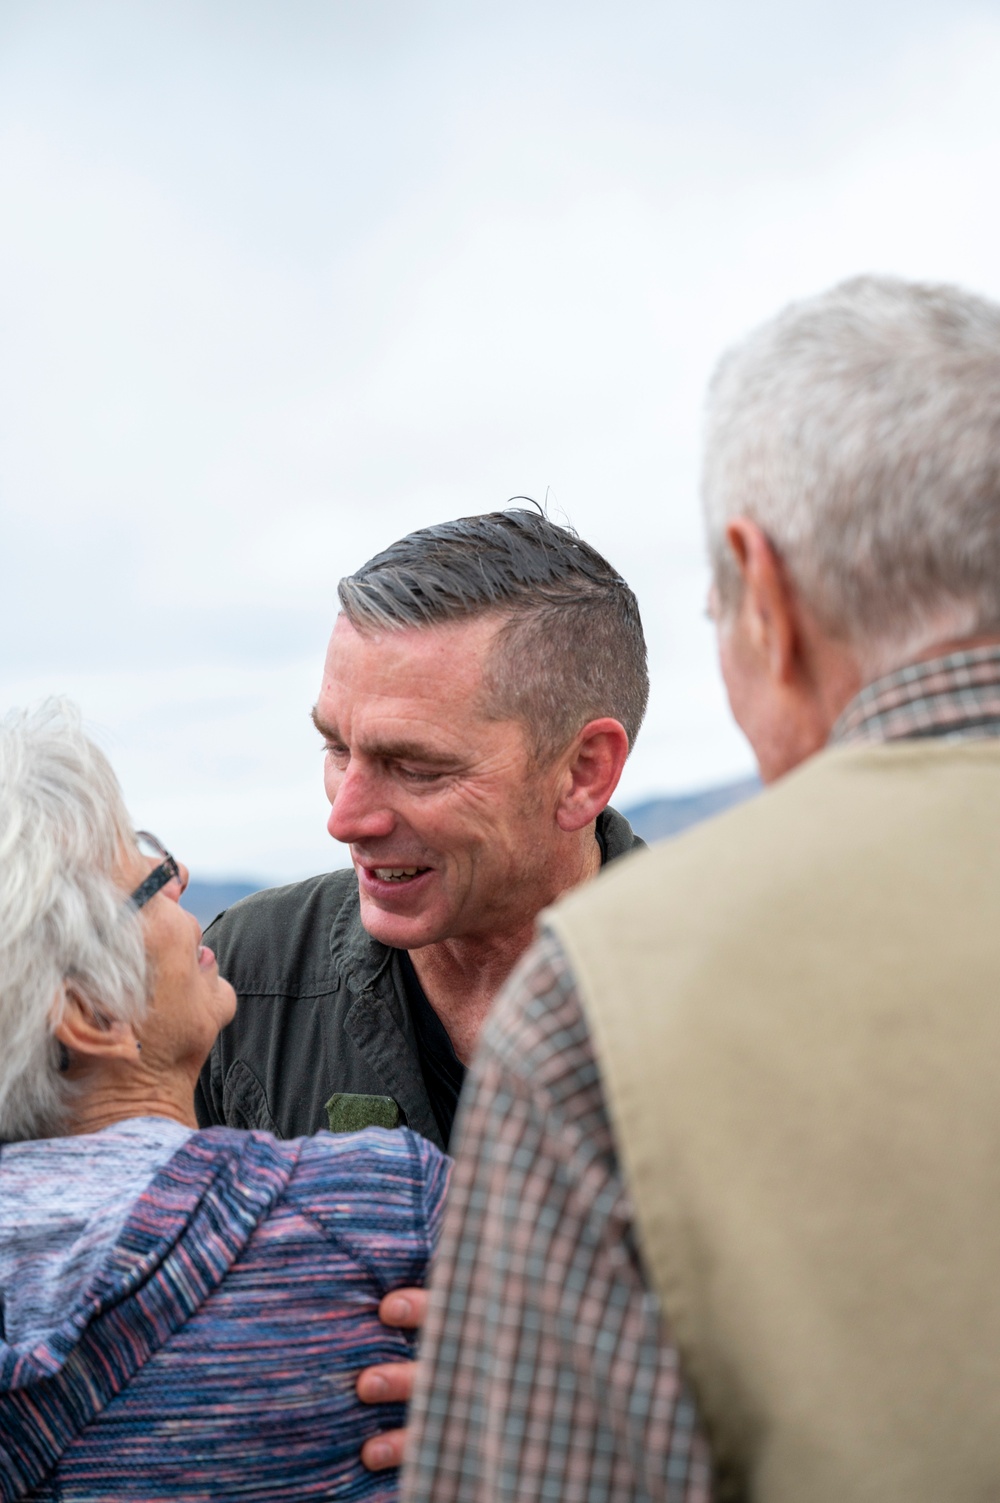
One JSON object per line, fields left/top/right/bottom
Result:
{"left": 183, "top": 880, "right": 265, "bottom": 930}
{"left": 181, "top": 777, "right": 760, "bottom": 928}
{"left": 623, "top": 776, "right": 760, "bottom": 844}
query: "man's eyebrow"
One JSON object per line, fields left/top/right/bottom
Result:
{"left": 369, "top": 740, "right": 464, "bottom": 768}
{"left": 311, "top": 706, "right": 338, "bottom": 740}
{"left": 309, "top": 709, "right": 463, "bottom": 768}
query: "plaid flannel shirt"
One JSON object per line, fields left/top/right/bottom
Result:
{"left": 404, "top": 644, "right": 1000, "bottom": 1503}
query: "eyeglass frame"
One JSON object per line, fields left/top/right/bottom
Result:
{"left": 129, "top": 831, "right": 182, "bottom": 910}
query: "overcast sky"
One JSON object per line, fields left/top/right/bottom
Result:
{"left": 2, "top": 0, "right": 1000, "bottom": 880}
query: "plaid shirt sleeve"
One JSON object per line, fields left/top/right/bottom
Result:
{"left": 403, "top": 927, "right": 713, "bottom": 1503}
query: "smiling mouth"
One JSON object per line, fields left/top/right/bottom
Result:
{"left": 372, "top": 866, "right": 431, "bottom": 883}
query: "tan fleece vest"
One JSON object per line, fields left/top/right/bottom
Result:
{"left": 548, "top": 741, "right": 1000, "bottom": 1503}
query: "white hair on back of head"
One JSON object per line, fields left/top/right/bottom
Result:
{"left": 0, "top": 699, "right": 147, "bottom": 1142}
{"left": 702, "top": 274, "right": 1000, "bottom": 675}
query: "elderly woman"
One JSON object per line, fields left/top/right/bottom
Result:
{"left": 0, "top": 700, "right": 448, "bottom": 1503}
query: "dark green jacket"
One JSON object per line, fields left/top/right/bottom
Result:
{"left": 194, "top": 808, "right": 643, "bottom": 1149}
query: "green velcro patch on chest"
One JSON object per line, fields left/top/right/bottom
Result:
{"left": 325, "top": 1092, "right": 402, "bottom": 1134}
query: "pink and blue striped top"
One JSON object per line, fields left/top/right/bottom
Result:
{"left": 0, "top": 1122, "right": 448, "bottom": 1501}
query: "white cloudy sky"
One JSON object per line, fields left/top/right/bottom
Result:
{"left": 2, "top": 0, "right": 1000, "bottom": 881}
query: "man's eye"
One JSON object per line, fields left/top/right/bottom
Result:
{"left": 324, "top": 743, "right": 349, "bottom": 762}
{"left": 398, "top": 766, "right": 443, "bottom": 784}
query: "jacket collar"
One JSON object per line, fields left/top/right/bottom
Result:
{"left": 598, "top": 803, "right": 645, "bottom": 863}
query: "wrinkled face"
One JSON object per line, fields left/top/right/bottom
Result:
{"left": 117, "top": 845, "right": 236, "bottom": 1075}
{"left": 314, "top": 614, "right": 566, "bottom": 950}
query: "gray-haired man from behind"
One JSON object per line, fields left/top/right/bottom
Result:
{"left": 404, "top": 276, "right": 1000, "bottom": 1503}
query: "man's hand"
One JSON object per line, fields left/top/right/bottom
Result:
{"left": 357, "top": 1287, "right": 429, "bottom": 1471}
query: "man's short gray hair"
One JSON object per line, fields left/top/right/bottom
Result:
{"left": 0, "top": 700, "right": 147, "bottom": 1142}
{"left": 702, "top": 274, "right": 1000, "bottom": 670}
{"left": 337, "top": 507, "right": 648, "bottom": 760}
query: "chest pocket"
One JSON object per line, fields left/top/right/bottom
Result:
{"left": 223, "top": 1059, "right": 279, "bottom": 1134}
{"left": 325, "top": 1092, "right": 403, "bottom": 1134}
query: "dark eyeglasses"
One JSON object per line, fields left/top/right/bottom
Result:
{"left": 129, "top": 831, "right": 183, "bottom": 910}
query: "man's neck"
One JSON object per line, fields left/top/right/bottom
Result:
{"left": 408, "top": 925, "right": 538, "bottom": 1064}
{"left": 409, "top": 831, "right": 603, "bottom": 1064}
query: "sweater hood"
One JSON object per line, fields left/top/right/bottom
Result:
{"left": 0, "top": 1128, "right": 296, "bottom": 1502}
{"left": 0, "top": 1118, "right": 193, "bottom": 1354}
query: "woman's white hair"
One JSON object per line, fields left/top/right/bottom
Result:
{"left": 0, "top": 699, "right": 147, "bottom": 1142}
{"left": 702, "top": 274, "right": 1000, "bottom": 675}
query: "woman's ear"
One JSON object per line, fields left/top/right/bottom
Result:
{"left": 52, "top": 985, "right": 137, "bottom": 1064}
{"left": 555, "top": 718, "right": 630, "bottom": 833}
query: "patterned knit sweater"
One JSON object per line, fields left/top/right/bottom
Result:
{"left": 0, "top": 1124, "right": 449, "bottom": 1502}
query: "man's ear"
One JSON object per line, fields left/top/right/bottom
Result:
{"left": 555, "top": 718, "right": 630, "bottom": 833}
{"left": 725, "top": 517, "right": 802, "bottom": 683}
{"left": 52, "top": 985, "right": 137, "bottom": 1064}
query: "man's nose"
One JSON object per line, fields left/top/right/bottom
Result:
{"left": 167, "top": 860, "right": 190, "bottom": 900}
{"left": 326, "top": 764, "right": 396, "bottom": 845}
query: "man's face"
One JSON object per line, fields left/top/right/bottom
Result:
{"left": 314, "top": 614, "right": 565, "bottom": 950}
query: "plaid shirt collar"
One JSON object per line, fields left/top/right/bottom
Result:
{"left": 831, "top": 642, "right": 1000, "bottom": 748}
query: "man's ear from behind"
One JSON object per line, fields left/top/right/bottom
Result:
{"left": 724, "top": 517, "right": 801, "bottom": 682}
{"left": 719, "top": 516, "right": 863, "bottom": 782}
